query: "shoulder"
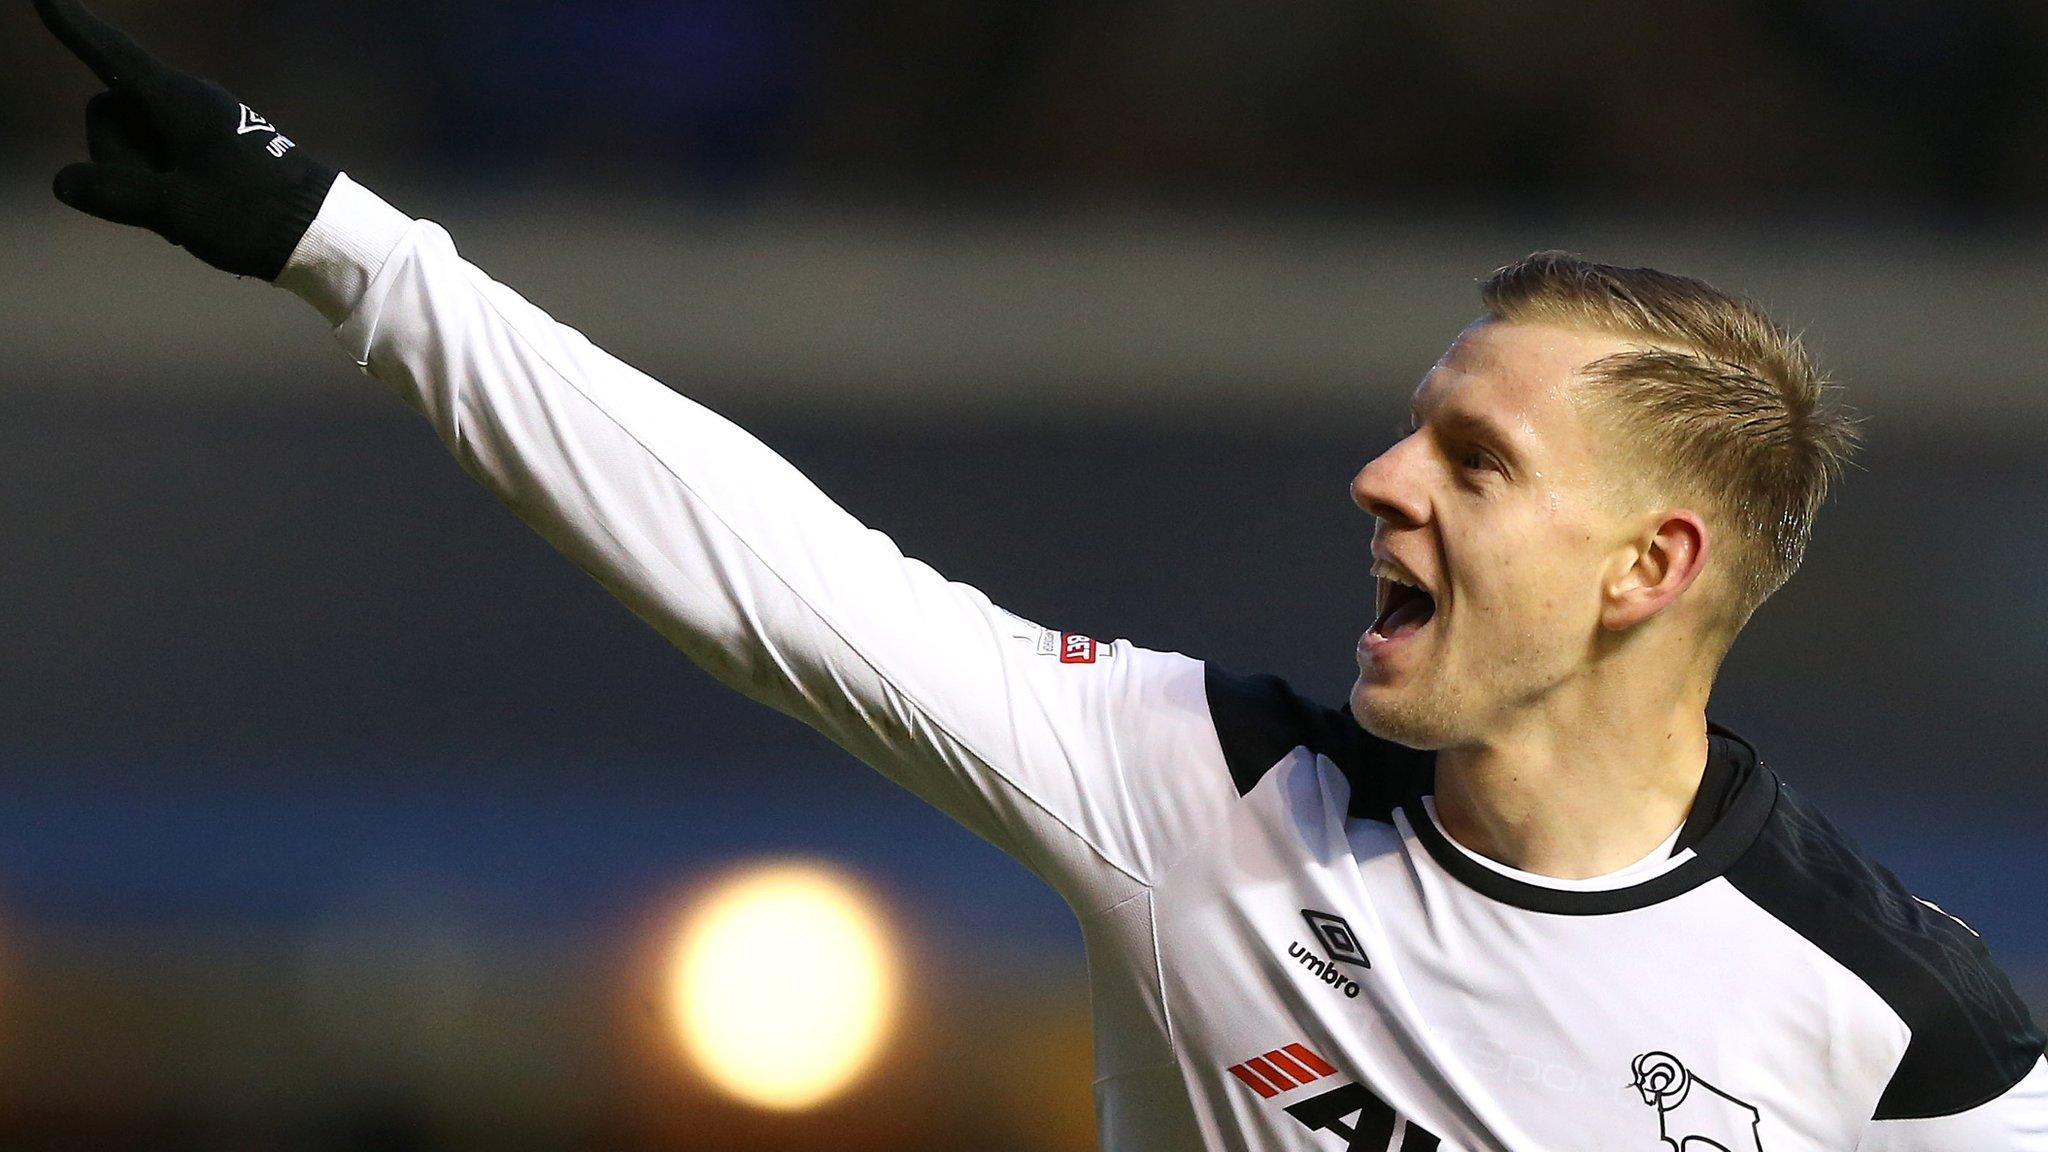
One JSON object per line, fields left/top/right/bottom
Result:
{"left": 1858, "top": 1056, "right": 2048, "bottom": 1151}
{"left": 1725, "top": 782, "right": 2046, "bottom": 1119}
{"left": 1200, "top": 665, "right": 1431, "bottom": 820}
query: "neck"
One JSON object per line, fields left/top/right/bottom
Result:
{"left": 1431, "top": 693, "right": 1711, "bottom": 880}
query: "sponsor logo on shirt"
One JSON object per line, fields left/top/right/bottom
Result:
{"left": 1225, "top": 1042, "right": 1339, "bottom": 1099}
{"left": 1630, "top": 1052, "right": 1763, "bottom": 1152}
{"left": 1225, "top": 1039, "right": 1763, "bottom": 1150}
{"left": 1226, "top": 1041, "right": 1444, "bottom": 1150}
{"left": 1029, "top": 628, "right": 1108, "bottom": 663}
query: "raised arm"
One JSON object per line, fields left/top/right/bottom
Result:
{"left": 272, "top": 175, "right": 1245, "bottom": 912}
{"left": 33, "top": 0, "right": 1246, "bottom": 916}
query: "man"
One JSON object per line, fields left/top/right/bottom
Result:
{"left": 32, "top": 2, "right": 2046, "bottom": 1149}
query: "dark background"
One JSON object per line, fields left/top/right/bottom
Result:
{"left": 1, "top": 2, "right": 2044, "bottom": 1149}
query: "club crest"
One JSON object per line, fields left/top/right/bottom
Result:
{"left": 1630, "top": 1052, "right": 1763, "bottom": 1152}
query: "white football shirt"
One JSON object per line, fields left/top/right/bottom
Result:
{"left": 276, "top": 175, "right": 2048, "bottom": 1151}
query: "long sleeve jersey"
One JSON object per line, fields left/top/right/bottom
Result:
{"left": 274, "top": 174, "right": 2048, "bottom": 1152}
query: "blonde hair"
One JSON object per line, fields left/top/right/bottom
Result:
{"left": 1481, "top": 251, "right": 1860, "bottom": 631}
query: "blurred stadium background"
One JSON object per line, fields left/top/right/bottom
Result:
{"left": 2, "top": 1, "right": 2045, "bottom": 1148}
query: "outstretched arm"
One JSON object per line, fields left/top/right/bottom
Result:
{"left": 33, "top": 0, "right": 1244, "bottom": 917}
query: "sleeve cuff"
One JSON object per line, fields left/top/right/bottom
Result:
{"left": 274, "top": 172, "right": 416, "bottom": 327}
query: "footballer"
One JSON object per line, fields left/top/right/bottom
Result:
{"left": 32, "top": 2, "right": 2047, "bottom": 1149}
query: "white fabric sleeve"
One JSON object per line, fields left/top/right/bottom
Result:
{"left": 274, "top": 174, "right": 1241, "bottom": 916}
{"left": 1859, "top": 1057, "right": 2048, "bottom": 1151}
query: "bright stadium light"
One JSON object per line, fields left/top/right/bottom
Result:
{"left": 668, "top": 860, "right": 901, "bottom": 1110}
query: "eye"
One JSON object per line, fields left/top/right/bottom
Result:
{"left": 1457, "top": 446, "right": 1497, "bottom": 473}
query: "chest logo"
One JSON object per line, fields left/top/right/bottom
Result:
{"left": 1226, "top": 1042, "right": 1340, "bottom": 1099}
{"left": 1227, "top": 1043, "right": 1444, "bottom": 1151}
{"left": 1301, "top": 909, "right": 1371, "bottom": 969}
{"left": 1287, "top": 909, "right": 1369, "bottom": 999}
{"left": 1630, "top": 1052, "right": 1763, "bottom": 1152}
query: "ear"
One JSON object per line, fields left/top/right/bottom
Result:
{"left": 1600, "top": 509, "right": 1709, "bottom": 631}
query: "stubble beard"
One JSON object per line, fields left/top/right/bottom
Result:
{"left": 1354, "top": 620, "right": 1584, "bottom": 752}
{"left": 1351, "top": 667, "right": 1472, "bottom": 751}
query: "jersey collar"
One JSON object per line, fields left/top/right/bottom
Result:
{"left": 1395, "top": 723, "right": 1781, "bottom": 916}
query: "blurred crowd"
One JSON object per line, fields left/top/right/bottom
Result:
{"left": 6, "top": 0, "right": 2047, "bottom": 217}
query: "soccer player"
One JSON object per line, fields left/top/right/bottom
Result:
{"left": 32, "top": 3, "right": 2047, "bottom": 1149}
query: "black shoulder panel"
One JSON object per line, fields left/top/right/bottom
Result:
{"left": 1725, "top": 784, "right": 2046, "bottom": 1119}
{"left": 1201, "top": 665, "right": 1430, "bottom": 822}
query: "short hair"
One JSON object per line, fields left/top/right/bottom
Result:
{"left": 1480, "top": 250, "right": 1860, "bottom": 633}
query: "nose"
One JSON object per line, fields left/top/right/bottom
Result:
{"left": 1350, "top": 437, "right": 1428, "bottom": 528}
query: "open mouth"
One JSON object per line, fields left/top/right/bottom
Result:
{"left": 1369, "top": 561, "right": 1438, "bottom": 643}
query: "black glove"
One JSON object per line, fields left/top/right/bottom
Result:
{"left": 34, "top": 0, "right": 340, "bottom": 282}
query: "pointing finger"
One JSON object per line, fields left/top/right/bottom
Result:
{"left": 32, "top": 0, "right": 164, "bottom": 88}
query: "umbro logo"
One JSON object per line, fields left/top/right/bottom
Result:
{"left": 1285, "top": 909, "right": 1369, "bottom": 999}
{"left": 1301, "top": 909, "right": 1370, "bottom": 969}
{"left": 236, "top": 104, "right": 296, "bottom": 157}
{"left": 236, "top": 104, "right": 275, "bottom": 135}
